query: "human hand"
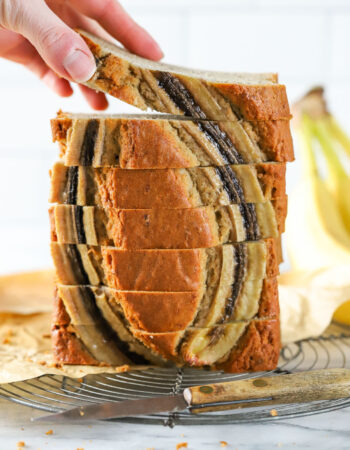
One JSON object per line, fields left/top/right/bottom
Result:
{"left": 0, "top": 0, "right": 163, "bottom": 109}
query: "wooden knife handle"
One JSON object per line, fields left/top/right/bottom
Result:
{"left": 183, "top": 368, "right": 350, "bottom": 414}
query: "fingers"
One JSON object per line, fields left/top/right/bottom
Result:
{"left": 69, "top": 0, "right": 163, "bottom": 60}
{"left": 0, "top": 0, "right": 96, "bottom": 82}
{"left": 0, "top": 28, "right": 73, "bottom": 97}
{"left": 41, "top": 69, "right": 74, "bottom": 97}
{"left": 79, "top": 85, "right": 109, "bottom": 110}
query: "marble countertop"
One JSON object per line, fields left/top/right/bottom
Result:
{"left": 1, "top": 397, "right": 349, "bottom": 449}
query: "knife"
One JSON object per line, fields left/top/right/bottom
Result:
{"left": 33, "top": 368, "right": 350, "bottom": 422}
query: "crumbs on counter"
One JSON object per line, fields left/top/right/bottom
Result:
{"left": 16, "top": 442, "right": 25, "bottom": 448}
{"left": 2, "top": 329, "right": 14, "bottom": 344}
{"left": 42, "top": 334, "right": 51, "bottom": 339}
{"left": 220, "top": 442, "right": 228, "bottom": 447}
{"left": 176, "top": 443, "right": 188, "bottom": 450}
{"left": 270, "top": 409, "right": 278, "bottom": 417}
{"left": 45, "top": 429, "right": 53, "bottom": 435}
{"left": 48, "top": 362, "right": 62, "bottom": 368}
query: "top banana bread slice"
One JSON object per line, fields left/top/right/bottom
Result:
{"left": 52, "top": 112, "right": 293, "bottom": 168}
{"left": 78, "top": 30, "right": 291, "bottom": 122}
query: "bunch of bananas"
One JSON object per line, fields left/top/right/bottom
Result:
{"left": 286, "top": 87, "right": 350, "bottom": 324}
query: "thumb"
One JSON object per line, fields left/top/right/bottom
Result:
{"left": 1, "top": 0, "right": 96, "bottom": 82}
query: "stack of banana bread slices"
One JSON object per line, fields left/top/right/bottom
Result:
{"left": 49, "top": 30, "right": 294, "bottom": 372}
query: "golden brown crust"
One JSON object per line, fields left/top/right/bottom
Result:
{"left": 119, "top": 119, "right": 195, "bottom": 168}
{"left": 109, "top": 290, "right": 200, "bottom": 333}
{"left": 213, "top": 83, "right": 291, "bottom": 121}
{"left": 52, "top": 288, "right": 70, "bottom": 325}
{"left": 252, "top": 120, "right": 294, "bottom": 163}
{"left": 109, "top": 207, "right": 217, "bottom": 249}
{"left": 216, "top": 319, "right": 280, "bottom": 372}
{"left": 257, "top": 278, "right": 279, "bottom": 317}
{"left": 52, "top": 327, "right": 100, "bottom": 365}
{"left": 102, "top": 247, "right": 205, "bottom": 292}
{"left": 52, "top": 293, "right": 99, "bottom": 364}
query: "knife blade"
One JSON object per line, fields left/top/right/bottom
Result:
{"left": 32, "top": 394, "right": 188, "bottom": 422}
{"left": 33, "top": 368, "right": 350, "bottom": 422}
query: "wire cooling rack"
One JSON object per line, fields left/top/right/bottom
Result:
{"left": 1, "top": 323, "right": 350, "bottom": 426}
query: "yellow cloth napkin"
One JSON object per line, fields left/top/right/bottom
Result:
{"left": 279, "top": 265, "right": 350, "bottom": 343}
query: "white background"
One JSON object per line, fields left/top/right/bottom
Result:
{"left": 1, "top": 0, "right": 350, "bottom": 274}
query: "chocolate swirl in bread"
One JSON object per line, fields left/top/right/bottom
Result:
{"left": 50, "top": 162, "right": 286, "bottom": 209}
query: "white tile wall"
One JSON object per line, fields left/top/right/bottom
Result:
{"left": 1, "top": 0, "right": 350, "bottom": 273}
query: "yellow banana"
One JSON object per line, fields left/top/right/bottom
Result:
{"left": 312, "top": 117, "right": 350, "bottom": 236}
{"left": 288, "top": 88, "right": 350, "bottom": 325}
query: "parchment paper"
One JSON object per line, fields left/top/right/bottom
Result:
{"left": 0, "top": 268, "right": 349, "bottom": 384}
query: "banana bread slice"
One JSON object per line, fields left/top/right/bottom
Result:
{"left": 49, "top": 199, "right": 286, "bottom": 249}
{"left": 78, "top": 30, "right": 290, "bottom": 122}
{"left": 50, "top": 160, "right": 286, "bottom": 208}
{"left": 52, "top": 112, "right": 293, "bottom": 167}
{"left": 51, "top": 240, "right": 280, "bottom": 291}
{"left": 53, "top": 290, "right": 279, "bottom": 371}
{"left": 56, "top": 277, "right": 278, "bottom": 332}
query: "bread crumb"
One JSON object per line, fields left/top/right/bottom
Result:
{"left": 176, "top": 444, "right": 188, "bottom": 450}
{"left": 220, "top": 442, "right": 228, "bottom": 447}
{"left": 76, "top": 448, "right": 84, "bottom": 450}
{"left": 38, "top": 361, "right": 47, "bottom": 366}
{"left": 42, "top": 334, "right": 51, "bottom": 339}
{"left": 49, "top": 362, "right": 62, "bottom": 368}
{"left": 3, "top": 329, "right": 14, "bottom": 344}
{"left": 45, "top": 429, "right": 53, "bottom": 435}
{"left": 17, "top": 442, "right": 25, "bottom": 448}
{"left": 146, "top": 448, "right": 155, "bottom": 450}
{"left": 79, "top": 410, "right": 85, "bottom": 416}
{"left": 270, "top": 409, "right": 278, "bottom": 417}
{"left": 77, "top": 378, "right": 83, "bottom": 383}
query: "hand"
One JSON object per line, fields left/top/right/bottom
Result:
{"left": 0, "top": 0, "right": 163, "bottom": 109}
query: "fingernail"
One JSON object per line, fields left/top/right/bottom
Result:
{"left": 63, "top": 49, "right": 96, "bottom": 82}
{"left": 157, "top": 44, "right": 164, "bottom": 59}
{"left": 151, "top": 41, "right": 164, "bottom": 60}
